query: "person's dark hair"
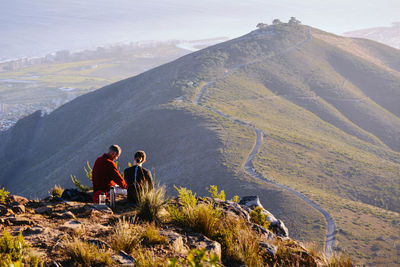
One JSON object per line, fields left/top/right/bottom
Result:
{"left": 134, "top": 150, "right": 146, "bottom": 164}
{"left": 109, "top": 144, "right": 122, "bottom": 155}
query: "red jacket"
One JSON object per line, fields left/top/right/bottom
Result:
{"left": 92, "top": 154, "right": 127, "bottom": 192}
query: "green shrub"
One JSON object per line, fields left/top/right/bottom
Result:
{"left": 249, "top": 206, "right": 270, "bottom": 229}
{"left": 230, "top": 195, "right": 240, "bottom": 203}
{"left": 167, "top": 248, "right": 222, "bottom": 267}
{"left": 0, "top": 231, "right": 27, "bottom": 261}
{"left": 169, "top": 186, "right": 263, "bottom": 266}
{"left": 208, "top": 185, "right": 225, "bottom": 201}
{"left": 0, "top": 188, "right": 9, "bottom": 204}
{"left": 0, "top": 230, "right": 43, "bottom": 266}
{"left": 175, "top": 186, "right": 197, "bottom": 207}
{"left": 168, "top": 187, "right": 221, "bottom": 237}
{"left": 70, "top": 174, "right": 91, "bottom": 192}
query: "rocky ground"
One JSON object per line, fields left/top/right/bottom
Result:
{"left": 0, "top": 191, "right": 351, "bottom": 266}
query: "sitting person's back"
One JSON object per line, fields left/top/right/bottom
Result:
{"left": 92, "top": 144, "right": 127, "bottom": 203}
{"left": 124, "top": 150, "right": 153, "bottom": 204}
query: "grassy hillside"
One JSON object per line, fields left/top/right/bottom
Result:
{"left": 1, "top": 23, "right": 399, "bottom": 265}
{"left": 195, "top": 25, "right": 400, "bottom": 265}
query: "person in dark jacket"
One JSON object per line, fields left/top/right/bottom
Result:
{"left": 92, "top": 145, "right": 127, "bottom": 203}
{"left": 124, "top": 150, "right": 153, "bottom": 204}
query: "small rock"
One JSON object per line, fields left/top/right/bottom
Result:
{"left": 206, "top": 198, "right": 251, "bottom": 222}
{"left": 59, "top": 220, "right": 83, "bottom": 231}
{"left": 112, "top": 251, "right": 135, "bottom": 265}
{"left": 7, "top": 209, "right": 15, "bottom": 216}
{"left": 4, "top": 216, "right": 33, "bottom": 226}
{"left": 88, "top": 239, "right": 110, "bottom": 249}
{"left": 11, "top": 204, "right": 25, "bottom": 213}
{"left": 59, "top": 211, "right": 76, "bottom": 219}
{"left": 251, "top": 224, "right": 275, "bottom": 241}
{"left": 0, "top": 205, "right": 8, "bottom": 216}
{"left": 186, "top": 232, "right": 221, "bottom": 259}
{"left": 8, "top": 195, "right": 29, "bottom": 205}
{"left": 259, "top": 242, "right": 277, "bottom": 256}
{"left": 84, "top": 204, "right": 113, "bottom": 214}
{"left": 61, "top": 189, "right": 92, "bottom": 202}
{"left": 376, "top": 235, "right": 385, "bottom": 241}
{"left": 239, "top": 196, "right": 263, "bottom": 209}
{"left": 23, "top": 225, "right": 45, "bottom": 236}
{"left": 35, "top": 206, "right": 51, "bottom": 215}
{"left": 49, "top": 261, "right": 62, "bottom": 267}
{"left": 270, "top": 220, "right": 289, "bottom": 237}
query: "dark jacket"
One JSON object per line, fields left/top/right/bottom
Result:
{"left": 92, "top": 154, "right": 127, "bottom": 193}
{"left": 124, "top": 165, "right": 153, "bottom": 203}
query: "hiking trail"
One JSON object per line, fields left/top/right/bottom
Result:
{"left": 192, "top": 26, "right": 336, "bottom": 256}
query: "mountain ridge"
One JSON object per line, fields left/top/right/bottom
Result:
{"left": 1, "top": 23, "right": 400, "bottom": 265}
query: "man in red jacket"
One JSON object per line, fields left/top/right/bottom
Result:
{"left": 92, "top": 144, "right": 127, "bottom": 203}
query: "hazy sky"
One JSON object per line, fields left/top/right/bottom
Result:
{"left": 1, "top": 0, "right": 399, "bottom": 60}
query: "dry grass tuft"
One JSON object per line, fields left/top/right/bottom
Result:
{"left": 136, "top": 185, "right": 167, "bottom": 224}
{"left": 64, "top": 237, "right": 113, "bottom": 266}
{"left": 50, "top": 184, "right": 64, "bottom": 198}
{"left": 111, "top": 216, "right": 142, "bottom": 254}
{"left": 214, "top": 214, "right": 263, "bottom": 266}
{"left": 141, "top": 223, "right": 168, "bottom": 245}
{"left": 324, "top": 252, "right": 354, "bottom": 267}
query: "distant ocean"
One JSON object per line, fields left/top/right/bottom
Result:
{"left": 2, "top": 0, "right": 397, "bottom": 62}
{"left": 0, "top": 0, "right": 254, "bottom": 62}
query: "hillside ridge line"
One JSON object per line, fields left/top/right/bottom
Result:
{"left": 192, "top": 26, "right": 336, "bottom": 256}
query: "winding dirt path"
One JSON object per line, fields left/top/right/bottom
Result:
{"left": 192, "top": 26, "right": 336, "bottom": 256}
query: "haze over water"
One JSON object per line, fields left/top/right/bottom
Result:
{"left": 1, "top": 0, "right": 399, "bottom": 61}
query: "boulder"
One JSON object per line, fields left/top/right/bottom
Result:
{"left": 61, "top": 189, "right": 92, "bottom": 202}
{"left": 22, "top": 225, "right": 45, "bottom": 236}
{"left": 186, "top": 232, "right": 221, "bottom": 259}
{"left": 3, "top": 216, "right": 33, "bottom": 226}
{"left": 240, "top": 196, "right": 288, "bottom": 237}
{"left": 112, "top": 251, "right": 135, "bottom": 265}
{"left": 11, "top": 204, "right": 25, "bottom": 213}
{"left": 59, "top": 220, "right": 83, "bottom": 232}
{"left": 239, "top": 196, "right": 278, "bottom": 222}
{"left": 251, "top": 224, "right": 275, "bottom": 241}
{"left": 239, "top": 196, "right": 263, "bottom": 208}
{"left": 0, "top": 204, "right": 8, "bottom": 216}
{"left": 204, "top": 198, "right": 251, "bottom": 222}
{"left": 160, "top": 230, "right": 188, "bottom": 255}
{"left": 54, "top": 211, "right": 76, "bottom": 219}
{"left": 35, "top": 206, "right": 52, "bottom": 215}
{"left": 259, "top": 242, "right": 277, "bottom": 256}
{"left": 84, "top": 204, "right": 113, "bottom": 214}
{"left": 270, "top": 220, "right": 289, "bottom": 237}
{"left": 8, "top": 195, "right": 29, "bottom": 205}
{"left": 88, "top": 239, "right": 110, "bottom": 249}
